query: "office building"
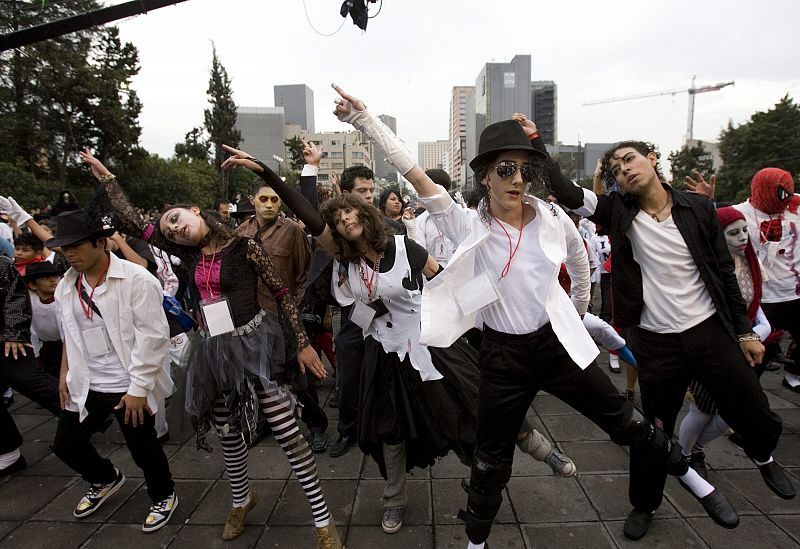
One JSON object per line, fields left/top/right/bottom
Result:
{"left": 274, "top": 84, "right": 315, "bottom": 132}
{"left": 418, "top": 140, "right": 449, "bottom": 172}
{"left": 531, "top": 81, "right": 558, "bottom": 145}
{"left": 236, "top": 107, "right": 286, "bottom": 170}
{"left": 449, "top": 86, "right": 473, "bottom": 188}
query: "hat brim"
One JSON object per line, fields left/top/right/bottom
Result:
{"left": 45, "top": 228, "right": 116, "bottom": 249}
{"left": 468, "top": 144, "right": 547, "bottom": 172}
{"left": 22, "top": 266, "right": 67, "bottom": 282}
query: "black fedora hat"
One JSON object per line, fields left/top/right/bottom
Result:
{"left": 45, "top": 210, "right": 115, "bottom": 248}
{"left": 231, "top": 198, "right": 255, "bottom": 218}
{"left": 22, "top": 260, "right": 66, "bottom": 282}
{"left": 468, "top": 120, "right": 547, "bottom": 172}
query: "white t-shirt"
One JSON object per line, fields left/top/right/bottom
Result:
{"left": 72, "top": 277, "right": 130, "bottom": 393}
{"left": 591, "top": 234, "right": 611, "bottom": 281}
{"left": 628, "top": 211, "right": 716, "bottom": 333}
{"left": 414, "top": 211, "right": 457, "bottom": 268}
{"left": 30, "top": 293, "right": 61, "bottom": 356}
{"left": 476, "top": 213, "right": 551, "bottom": 334}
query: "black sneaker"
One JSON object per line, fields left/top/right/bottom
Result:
{"left": 624, "top": 508, "right": 653, "bottom": 540}
{"left": 329, "top": 435, "right": 356, "bottom": 458}
{"left": 73, "top": 468, "right": 126, "bottom": 518}
{"left": 142, "top": 491, "right": 178, "bottom": 532}
{"left": 309, "top": 427, "right": 328, "bottom": 453}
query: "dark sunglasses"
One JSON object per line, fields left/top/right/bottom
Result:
{"left": 257, "top": 196, "right": 280, "bottom": 204}
{"left": 490, "top": 161, "right": 537, "bottom": 182}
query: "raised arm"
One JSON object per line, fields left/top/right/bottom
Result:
{"left": 220, "top": 145, "right": 338, "bottom": 255}
{"left": 331, "top": 84, "right": 440, "bottom": 198}
{"left": 79, "top": 150, "right": 148, "bottom": 239}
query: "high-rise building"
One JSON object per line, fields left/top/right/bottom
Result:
{"left": 531, "top": 81, "right": 558, "bottom": 145}
{"left": 274, "top": 84, "right": 315, "bottom": 132}
{"left": 449, "top": 86, "right": 473, "bottom": 189}
{"left": 466, "top": 55, "right": 532, "bottom": 187}
{"left": 236, "top": 107, "right": 286, "bottom": 170}
{"left": 418, "top": 140, "right": 449, "bottom": 172}
{"left": 299, "top": 130, "right": 374, "bottom": 182}
{"left": 373, "top": 114, "right": 398, "bottom": 182}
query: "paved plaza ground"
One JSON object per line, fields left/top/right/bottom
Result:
{"left": 2, "top": 350, "right": 800, "bottom": 548}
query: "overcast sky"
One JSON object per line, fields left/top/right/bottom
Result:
{"left": 111, "top": 0, "right": 800, "bottom": 174}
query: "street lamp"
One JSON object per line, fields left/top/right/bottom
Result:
{"left": 272, "top": 154, "right": 284, "bottom": 175}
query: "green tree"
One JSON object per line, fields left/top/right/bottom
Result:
{"left": 284, "top": 136, "right": 305, "bottom": 171}
{"left": 175, "top": 127, "right": 210, "bottom": 162}
{"left": 716, "top": 95, "right": 800, "bottom": 202}
{"left": 203, "top": 44, "right": 241, "bottom": 198}
{"left": 668, "top": 142, "right": 714, "bottom": 186}
{"left": 0, "top": 2, "right": 141, "bottom": 185}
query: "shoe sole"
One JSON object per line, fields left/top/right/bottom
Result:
{"left": 74, "top": 475, "right": 126, "bottom": 518}
{"left": 142, "top": 496, "right": 179, "bottom": 533}
{"left": 382, "top": 522, "right": 402, "bottom": 534}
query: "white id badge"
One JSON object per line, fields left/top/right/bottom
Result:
{"left": 83, "top": 326, "right": 112, "bottom": 357}
{"left": 200, "top": 297, "right": 235, "bottom": 337}
{"left": 455, "top": 271, "right": 501, "bottom": 316}
{"left": 434, "top": 237, "right": 449, "bottom": 262}
{"left": 349, "top": 300, "right": 376, "bottom": 331}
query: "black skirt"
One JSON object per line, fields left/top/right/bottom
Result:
{"left": 358, "top": 336, "right": 479, "bottom": 478}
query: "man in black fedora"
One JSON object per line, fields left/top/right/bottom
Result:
{"left": 47, "top": 210, "right": 178, "bottom": 533}
{"left": 23, "top": 261, "right": 66, "bottom": 378}
{"left": 326, "top": 83, "right": 740, "bottom": 549}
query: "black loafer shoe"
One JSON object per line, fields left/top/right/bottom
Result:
{"left": 679, "top": 480, "right": 739, "bottom": 529}
{"left": 757, "top": 461, "right": 796, "bottom": 500}
{"left": 782, "top": 379, "right": 800, "bottom": 393}
{"left": 329, "top": 435, "right": 355, "bottom": 458}
{"left": 623, "top": 508, "right": 653, "bottom": 540}
{"left": 0, "top": 456, "right": 27, "bottom": 478}
{"left": 310, "top": 428, "right": 328, "bottom": 453}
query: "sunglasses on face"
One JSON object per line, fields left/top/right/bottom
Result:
{"left": 490, "top": 161, "right": 537, "bottom": 182}
{"left": 257, "top": 196, "right": 280, "bottom": 204}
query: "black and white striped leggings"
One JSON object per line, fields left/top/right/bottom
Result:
{"left": 212, "top": 385, "right": 331, "bottom": 526}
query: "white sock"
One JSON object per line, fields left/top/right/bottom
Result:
{"left": 609, "top": 354, "right": 620, "bottom": 369}
{"left": 680, "top": 467, "right": 714, "bottom": 498}
{"left": 0, "top": 448, "right": 20, "bottom": 469}
{"left": 754, "top": 456, "right": 774, "bottom": 466}
{"left": 315, "top": 517, "right": 330, "bottom": 528}
{"left": 2, "top": 388, "right": 11, "bottom": 399}
{"left": 235, "top": 493, "right": 251, "bottom": 509}
{"left": 785, "top": 373, "right": 800, "bottom": 387}
{"left": 467, "top": 542, "right": 485, "bottom": 549}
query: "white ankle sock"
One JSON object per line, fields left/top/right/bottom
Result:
{"left": 0, "top": 449, "right": 20, "bottom": 469}
{"left": 235, "top": 493, "right": 251, "bottom": 509}
{"left": 315, "top": 517, "right": 330, "bottom": 528}
{"left": 2, "top": 388, "right": 11, "bottom": 399}
{"left": 467, "top": 542, "right": 485, "bottom": 549}
{"left": 754, "top": 456, "right": 774, "bottom": 466}
{"left": 680, "top": 468, "right": 714, "bottom": 498}
{"left": 785, "top": 373, "right": 800, "bottom": 387}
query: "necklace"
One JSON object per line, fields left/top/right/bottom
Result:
{"left": 643, "top": 194, "right": 671, "bottom": 221}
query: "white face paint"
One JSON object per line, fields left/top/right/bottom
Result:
{"left": 724, "top": 219, "right": 749, "bottom": 256}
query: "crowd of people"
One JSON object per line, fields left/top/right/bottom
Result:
{"left": 0, "top": 83, "right": 797, "bottom": 549}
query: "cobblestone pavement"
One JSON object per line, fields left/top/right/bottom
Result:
{"left": 2, "top": 352, "right": 800, "bottom": 548}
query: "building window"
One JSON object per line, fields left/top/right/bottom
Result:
{"left": 352, "top": 151, "right": 364, "bottom": 158}
{"left": 331, "top": 140, "right": 339, "bottom": 145}
{"left": 330, "top": 151, "right": 343, "bottom": 158}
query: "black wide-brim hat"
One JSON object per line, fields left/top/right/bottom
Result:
{"left": 45, "top": 210, "right": 115, "bottom": 248}
{"left": 22, "top": 260, "right": 66, "bottom": 282}
{"left": 231, "top": 198, "right": 255, "bottom": 218}
{"left": 468, "top": 119, "right": 547, "bottom": 171}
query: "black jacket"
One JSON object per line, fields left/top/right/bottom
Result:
{"left": 554, "top": 181, "right": 751, "bottom": 341}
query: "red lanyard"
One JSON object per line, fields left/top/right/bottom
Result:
{"left": 359, "top": 253, "right": 381, "bottom": 299}
{"left": 200, "top": 253, "right": 217, "bottom": 299}
{"left": 78, "top": 257, "right": 110, "bottom": 320}
{"left": 492, "top": 205, "right": 525, "bottom": 279}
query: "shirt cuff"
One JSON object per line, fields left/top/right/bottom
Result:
{"left": 301, "top": 164, "right": 319, "bottom": 177}
{"left": 419, "top": 184, "right": 453, "bottom": 214}
{"left": 127, "top": 383, "right": 148, "bottom": 398}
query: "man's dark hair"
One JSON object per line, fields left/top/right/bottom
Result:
{"left": 13, "top": 229, "right": 43, "bottom": 250}
{"left": 250, "top": 177, "right": 272, "bottom": 197}
{"left": 425, "top": 168, "right": 451, "bottom": 191}
{"left": 465, "top": 188, "right": 482, "bottom": 209}
{"left": 212, "top": 198, "right": 229, "bottom": 211}
{"left": 340, "top": 165, "right": 374, "bottom": 193}
{"left": 600, "top": 141, "right": 664, "bottom": 189}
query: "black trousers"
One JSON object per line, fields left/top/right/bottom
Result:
{"left": 37, "top": 340, "right": 63, "bottom": 378}
{"left": 53, "top": 391, "right": 174, "bottom": 502}
{"left": 477, "top": 323, "right": 629, "bottom": 469}
{"left": 599, "top": 273, "right": 613, "bottom": 322}
{"left": 334, "top": 316, "right": 364, "bottom": 439}
{"left": 627, "top": 314, "right": 782, "bottom": 512}
{"left": 762, "top": 299, "right": 800, "bottom": 376}
{"left": 0, "top": 352, "right": 60, "bottom": 454}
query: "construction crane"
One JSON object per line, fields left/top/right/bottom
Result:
{"left": 582, "top": 76, "right": 735, "bottom": 142}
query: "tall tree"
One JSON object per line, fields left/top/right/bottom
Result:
{"left": 203, "top": 44, "right": 241, "bottom": 197}
{"left": 284, "top": 136, "right": 305, "bottom": 172}
{"left": 175, "top": 127, "right": 210, "bottom": 162}
{"left": 716, "top": 95, "right": 800, "bottom": 202}
{"left": 0, "top": 1, "right": 141, "bottom": 185}
{"left": 668, "top": 142, "right": 714, "bottom": 186}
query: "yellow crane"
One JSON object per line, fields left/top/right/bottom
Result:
{"left": 583, "top": 75, "right": 734, "bottom": 142}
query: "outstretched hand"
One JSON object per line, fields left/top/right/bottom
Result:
{"left": 302, "top": 140, "right": 323, "bottom": 166}
{"left": 511, "top": 113, "right": 538, "bottom": 139}
{"left": 79, "top": 149, "right": 112, "bottom": 180}
{"left": 684, "top": 170, "right": 715, "bottom": 199}
{"left": 220, "top": 144, "right": 264, "bottom": 173}
{"left": 331, "top": 83, "right": 367, "bottom": 124}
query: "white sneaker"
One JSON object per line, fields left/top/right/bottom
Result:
{"left": 142, "top": 491, "right": 178, "bottom": 532}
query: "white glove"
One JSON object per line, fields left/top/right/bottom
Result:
{"left": 5, "top": 196, "right": 32, "bottom": 226}
{"left": 332, "top": 97, "right": 415, "bottom": 175}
